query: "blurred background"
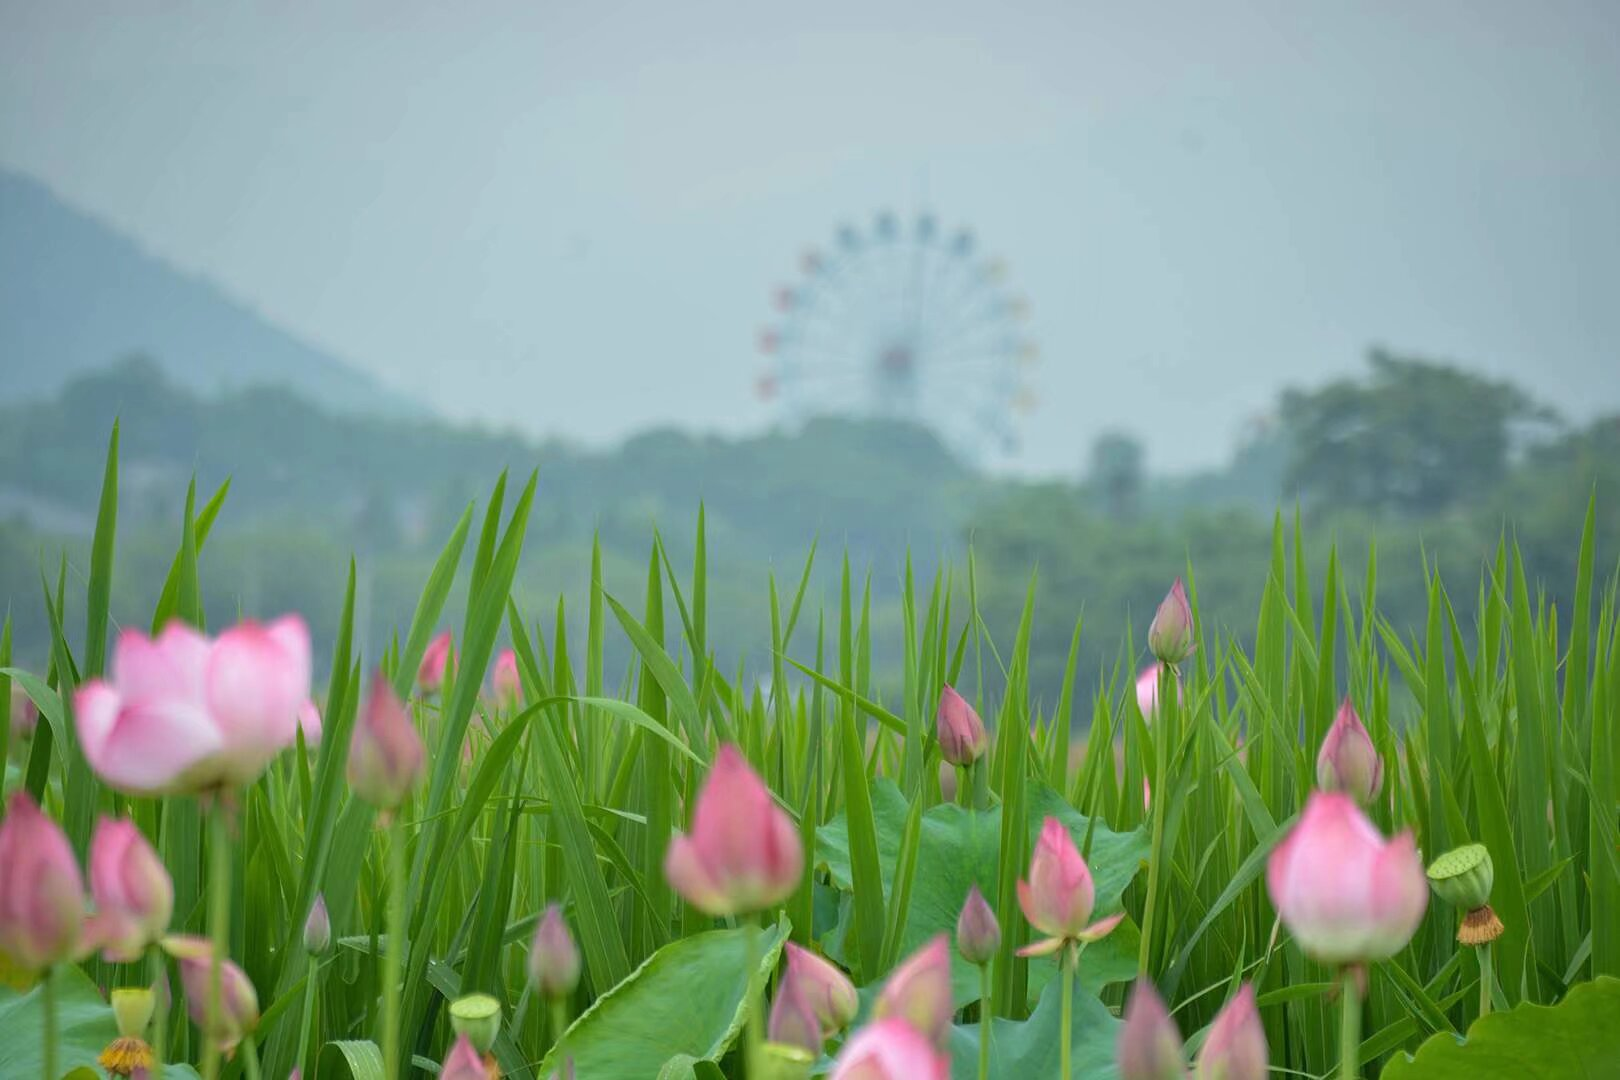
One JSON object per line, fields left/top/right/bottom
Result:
{"left": 2, "top": 1, "right": 1617, "bottom": 701}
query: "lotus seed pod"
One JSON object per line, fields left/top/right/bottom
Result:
{"left": 1427, "top": 844, "right": 1494, "bottom": 911}
{"left": 449, "top": 993, "right": 502, "bottom": 1053}
{"left": 757, "top": 1040, "right": 816, "bottom": 1080}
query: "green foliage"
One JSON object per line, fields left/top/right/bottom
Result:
{"left": 1382, "top": 977, "right": 1620, "bottom": 1078}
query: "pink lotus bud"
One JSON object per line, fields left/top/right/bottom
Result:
{"left": 0, "top": 793, "right": 84, "bottom": 970}
{"left": 168, "top": 935, "right": 260, "bottom": 1055}
{"left": 955, "top": 884, "right": 1000, "bottom": 966}
{"left": 439, "top": 1033, "right": 491, "bottom": 1080}
{"left": 935, "top": 685, "right": 987, "bottom": 767}
{"left": 8, "top": 683, "right": 37, "bottom": 737}
{"left": 86, "top": 816, "right": 173, "bottom": 962}
{"left": 1316, "top": 698, "right": 1382, "bottom": 804}
{"left": 1266, "top": 792, "right": 1428, "bottom": 964}
{"left": 418, "top": 632, "right": 454, "bottom": 694}
{"left": 663, "top": 744, "right": 802, "bottom": 916}
{"left": 1194, "top": 984, "right": 1267, "bottom": 1080}
{"left": 76, "top": 617, "right": 311, "bottom": 795}
{"left": 1117, "top": 978, "right": 1185, "bottom": 1080}
{"left": 829, "top": 1018, "right": 950, "bottom": 1080}
{"left": 528, "top": 903, "right": 581, "bottom": 997}
{"left": 873, "top": 935, "right": 953, "bottom": 1047}
{"left": 1017, "top": 817, "right": 1126, "bottom": 956}
{"left": 1147, "top": 579, "right": 1194, "bottom": 665}
{"left": 297, "top": 700, "right": 323, "bottom": 747}
{"left": 783, "top": 942, "right": 858, "bottom": 1033}
{"left": 347, "top": 672, "right": 426, "bottom": 809}
{"left": 304, "top": 894, "right": 332, "bottom": 955}
{"left": 768, "top": 975, "right": 823, "bottom": 1053}
{"left": 492, "top": 649, "right": 521, "bottom": 708}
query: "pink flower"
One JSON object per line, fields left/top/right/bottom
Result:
{"left": 873, "top": 935, "right": 953, "bottom": 1047}
{"left": 0, "top": 793, "right": 84, "bottom": 970}
{"left": 1017, "top": 817, "right": 1125, "bottom": 956}
{"left": 297, "top": 700, "right": 322, "bottom": 748}
{"left": 528, "top": 903, "right": 581, "bottom": 998}
{"left": 85, "top": 817, "right": 173, "bottom": 962}
{"left": 75, "top": 617, "right": 311, "bottom": 794}
{"left": 768, "top": 975, "right": 823, "bottom": 1054}
{"left": 783, "top": 942, "right": 858, "bottom": 1033}
{"left": 167, "top": 935, "right": 260, "bottom": 1056}
{"left": 955, "top": 884, "right": 1001, "bottom": 966}
{"left": 347, "top": 673, "right": 426, "bottom": 810}
{"left": 8, "top": 683, "right": 37, "bottom": 737}
{"left": 1148, "top": 579, "right": 1194, "bottom": 665}
{"left": 1266, "top": 791, "right": 1428, "bottom": 964}
{"left": 936, "top": 685, "right": 987, "bottom": 767}
{"left": 1194, "top": 984, "right": 1267, "bottom": 1080}
{"left": 438, "top": 1034, "right": 490, "bottom": 1080}
{"left": 1117, "top": 978, "right": 1185, "bottom": 1080}
{"left": 418, "top": 632, "right": 454, "bottom": 694}
{"left": 830, "top": 1018, "right": 950, "bottom": 1080}
{"left": 1135, "top": 664, "right": 1162, "bottom": 718}
{"left": 1316, "top": 698, "right": 1382, "bottom": 804}
{"left": 491, "top": 649, "right": 521, "bottom": 708}
{"left": 663, "top": 744, "right": 802, "bottom": 916}
{"left": 304, "top": 894, "right": 331, "bottom": 955}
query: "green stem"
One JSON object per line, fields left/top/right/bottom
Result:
{"left": 241, "top": 1037, "right": 262, "bottom": 1080}
{"left": 41, "top": 966, "right": 57, "bottom": 1080}
{"left": 203, "top": 806, "right": 231, "bottom": 1080}
{"left": 1060, "top": 945, "right": 1075, "bottom": 1080}
{"left": 1138, "top": 665, "right": 1174, "bottom": 971}
{"left": 295, "top": 956, "right": 320, "bottom": 1077}
{"left": 1339, "top": 968, "right": 1362, "bottom": 1080}
{"left": 957, "top": 763, "right": 971, "bottom": 808}
{"left": 1478, "top": 941, "right": 1494, "bottom": 1018}
{"left": 382, "top": 815, "right": 407, "bottom": 1080}
{"left": 977, "top": 962, "right": 992, "bottom": 1080}
{"left": 549, "top": 996, "right": 570, "bottom": 1075}
{"left": 149, "top": 948, "right": 167, "bottom": 1080}
{"left": 743, "top": 916, "right": 765, "bottom": 1078}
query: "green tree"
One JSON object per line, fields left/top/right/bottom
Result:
{"left": 1085, "top": 431, "right": 1145, "bottom": 519}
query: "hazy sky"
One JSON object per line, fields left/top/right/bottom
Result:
{"left": 3, "top": 0, "right": 1618, "bottom": 474}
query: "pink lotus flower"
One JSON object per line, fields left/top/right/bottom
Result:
{"left": 75, "top": 617, "right": 311, "bottom": 795}
{"left": 830, "top": 1018, "right": 950, "bottom": 1080}
{"left": 936, "top": 685, "right": 987, "bottom": 767}
{"left": 783, "top": 942, "right": 858, "bottom": 1033}
{"left": 663, "top": 744, "right": 802, "bottom": 916}
{"left": 0, "top": 792, "right": 84, "bottom": 970}
{"left": 8, "top": 683, "right": 37, "bottom": 737}
{"left": 347, "top": 673, "right": 426, "bottom": 810}
{"left": 873, "top": 935, "right": 953, "bottom": 1047}
{"left": 1117, "top": 978, "right": 1185, "bottom": 1080}
{"left": 529, "top": 903, "right": 581, "bottom": 998}
{"left": 1148, "top": 579, "right": 1194, "bottom": 665}
{"left": 304, "top": 894, "right": 331, "bottom": 955}
{"left": 768, "top": 975, "right": 823, "bottom": 1053}
{"left": 418, "top": 632, "right": 454, "bottom": 694}
{"left": 1135, "top": 664, "right": 1162, "bottom": 718}
{"left": 167, "top": 935, "right": 260, "bottom": 1056}
{"left": 1194, "top": 983, "right": 1267, "bottom": 1080}
{"left": 1267, "top": 791, "right": 1428, "bottom": 964}
{"left": 439, "top": 1033, "right": 490, "bottom": 1080}
{"left": 1316, "top": 698, "right": 1382, "bottom": 804}
{"left": 492, "top": 648, "right": 521, "bottom": 708}
{"left": 955, "top": 884, "right": 1000, "bottom": 966}
{"left": 297, "top": 700, "right": 322, "bottom": 747}
{"left": 86, "top": 817, "right": 172, "bottom": 962}
{"left": 1017, "top": 817, "right": 1125, "bottom": 956}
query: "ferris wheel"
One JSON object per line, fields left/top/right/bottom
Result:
{"left": 754, "top": 210, "right": 1039, "bottom": 457}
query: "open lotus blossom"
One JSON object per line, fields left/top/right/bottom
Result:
{"left": 663, "top": 744, "right": 802, "bottom": 916}
{"left": 1017, "top": 817, "right": 1125, "bottom": 956}
{"left": 768, "top": 974, "right": 823, "bottom": 1054}
{"left": 1148, "top": 579, "right": 1194, "bottom": 665}
{"left": 297, "top": 699, "right": 322, "bottom": 747}
{"left": 75, "top": 617, "right": 311, "bottom": 795}
{"left": 782, "top": 942, "right": 859, "bottom": 1033}
{"left": 529, "top": 903, "right": 581, "bottom": 998}
{"left": 955, "top": 883, "right": 1001, "bottom": 966}
{"left": 1118, "top": 979, "right": 1186, "bottom": 1080}
{"left": 830, "top": 1017, "right": 951, "bottom": 1080}
{"left": 492, "top": 648, "right": 521, "bottom": 708}
{"left": 86, "top": 816, "right": 173, "bottom": 962}
{"left": 873, "top": 935, "right": 953, "bottom": 1047}
{"left": 167, "top": 935, "right": 260, "bottom": 1057}
{"left": 1267, "top": 791, "right": 1428, "bottom": 964}
{"left": 418, "top": 631, "right": 454, "bottom": 693}
{"left": 347, "top": 672, "right": 426, "bottom": 810}
{"left": 0, "top": 792, "right": 84, "bottom": 971}
{"left": 1315, "top": 698, "right": 1382, "bottom": 804}
{"left": 936, "top": 684, "right": 988, "bottom": 766}
{"left": 1194, "top": 983, "right": 1267, "bottom": 1080}
{"left": 439, "top": 1033, "right": 492, "bottom": 1080}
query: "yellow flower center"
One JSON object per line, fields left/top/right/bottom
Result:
{"left": 98, "top": 1036, "right": 155, "bottom": 1077}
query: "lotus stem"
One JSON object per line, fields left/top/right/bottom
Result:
{"left": 743, "top": 916, "right": 765, "bottom": 1078}
{"left": 382, "top": 814, "right": 407, "bottom": 1079}
{"left": 1138, "top": 664, "right": 1175, "bottom": 971}
{"left": 150, "top": 947, "right": 167, "bottom": 1080}
{"left": 1060, "top": 942, "right": 1076, "bottom": 1080}
{"left": 41, "top": 966, "right": 57, "bottom": 1080}
{"left": 203, "top": 806, "right": 231, "bottom": 1080}
{"left": 1479, "top": 941, "right": 1493, "bottom": 1018}
{"left": 1339, "top": 967, "right": 1361, "bottom": 1080}
{"left": 977, "top": 962, "right": 992, "bottom": 1080}
{"left": 550, "top": 995, "right": 570, "bottom": 1076}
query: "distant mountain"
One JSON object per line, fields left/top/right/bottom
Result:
{"left": 0, "top": 169, "right": 424, "bottom": 417}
